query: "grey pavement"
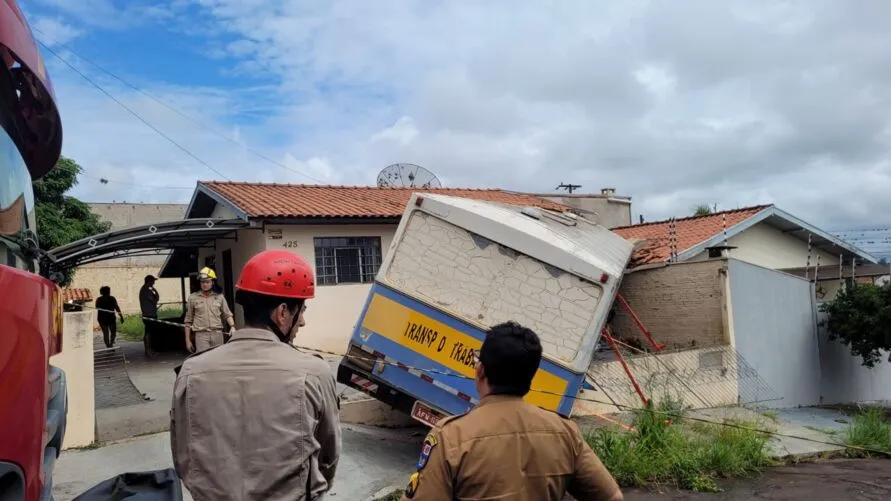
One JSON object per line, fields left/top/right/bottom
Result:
{"left": 55, "top": 425, "right": 423, "bottom": 501}
{"left": 94, "top": 339, "right": 362, "bottom": 442}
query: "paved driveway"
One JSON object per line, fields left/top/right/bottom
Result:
{"left": 55, "top": 425, "right": 423, "bottom": 501}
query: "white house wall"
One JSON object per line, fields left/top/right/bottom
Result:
{"left": 262, "top": 223, "right": 398, "bottom": 354}
{"left": 687, "top": 222, "right": 841, "bottom": 270}
{"left": 818, "top": 308, "right": 891, "bottom": 405}
{"left": 201, "top": 228, "right": 265, "bottom": 326}
{"left": 727, "top": 259, "right": 822, "bottom": 408}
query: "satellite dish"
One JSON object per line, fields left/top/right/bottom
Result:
{"left": 376, "top": 163, "right": 442, "bottom": 188}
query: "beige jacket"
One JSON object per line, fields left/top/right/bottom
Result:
{"left": 170, "top": 328, "right": 341, "bottom": 501}
{"left": 400, "top": 395, "right": 621, "bottom": 501}
{"left": 184, "top": 291, "right": 233, "bottom": 332}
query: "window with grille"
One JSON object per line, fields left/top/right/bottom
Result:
{"left": 314, "top": 236, "right": 383, "bottom": 285}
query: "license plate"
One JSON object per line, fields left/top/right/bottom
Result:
{"left": 411, "top": 401, "right": 445, "bottom": 428}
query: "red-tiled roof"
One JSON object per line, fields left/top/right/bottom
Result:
{"left": 62, "top": 288, "right": 93, "bottom": 303}
{"left": 201, "top": 182, "right": 569, "bottom": 218}
{"left": 613, "top": 205, "right": 772, "bottom": 266}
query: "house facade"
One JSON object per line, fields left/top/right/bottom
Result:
{"left": 159, "top": 182, "right": 595, "bottom": 353}
{"left": 612, "top": 205, "right": 878, "bottom": 301}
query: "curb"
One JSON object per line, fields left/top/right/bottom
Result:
{"left": 368, "top": 485, "right": 404, "bottom": 501}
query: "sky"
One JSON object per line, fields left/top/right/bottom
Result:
{"left": 19, "top": 0, "right": 891, "bottom": 244}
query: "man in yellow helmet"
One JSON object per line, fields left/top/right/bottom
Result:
{"left": 184, "top": 266, "right": 235, "bottom": 353}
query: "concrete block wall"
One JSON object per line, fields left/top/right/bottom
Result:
{"left": 70, "top": 265, "right": 184, "bottom": 315}
{"left": 577, "top": 345, "right": 740, "bottom": 415}
{"left": 611, "top": 259, "right": 730, "bottom": 350}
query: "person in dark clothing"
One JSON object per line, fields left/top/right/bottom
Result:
{"left": 95, "top": 286, "right": 124, "bottom": 348}
{"left": 140, "top": 275, "right": 160, "bottom": 357}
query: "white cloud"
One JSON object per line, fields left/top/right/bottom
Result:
{"left": 31, "top": 0, "right": 891, "bottom": 235}
{"left": 30, "top": 16, "right": 83, "bottom": 46}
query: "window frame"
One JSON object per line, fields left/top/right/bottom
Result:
{"left": 313, "top": 236, "right": 383, "bottom": 286}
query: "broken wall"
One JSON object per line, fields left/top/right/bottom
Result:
{"left": 611, "top": 259, "right": 731, "bottom": 350}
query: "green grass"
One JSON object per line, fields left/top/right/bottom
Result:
{"left": 117, "top": 306, "right": 183, "bottom": 342}
{"left": 844, "top": 405, "right": 891, "bottom": 457}
{"left": 586, "top": 399, "right": 774, "bottom": 492}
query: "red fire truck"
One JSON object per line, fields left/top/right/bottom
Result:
{"left": 0, "top": 1, "right": 68, "bottom": 500}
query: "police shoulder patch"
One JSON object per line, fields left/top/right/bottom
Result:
{"left": 416, "top": 431, "right": 438, "bottom": 470}
{"left": 404, "top": 471, "right": 420, "bottom": 499}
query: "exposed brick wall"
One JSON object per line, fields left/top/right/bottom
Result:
{"left": 611, "top": 259, "right": 729, "bottom": 350}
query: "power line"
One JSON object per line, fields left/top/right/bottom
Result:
{"left": 35, "top": 38, "right": 233, "bottom": 181}
{"left": 833, "top": 228, "right": 891, "bottom": 233}
{"left": 33, "top": 29, "right": 326, "bottom": 184}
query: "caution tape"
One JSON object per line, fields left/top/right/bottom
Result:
{"left": 76, "top": 303, "right": 891, "bottom": 457}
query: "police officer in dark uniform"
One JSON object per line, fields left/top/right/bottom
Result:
{"left": 401, "top": 321, "right": 623, "bottom": 501}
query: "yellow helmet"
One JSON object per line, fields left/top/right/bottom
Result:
{"left": 198, "top": 267, "right": 217, "bottom": 280}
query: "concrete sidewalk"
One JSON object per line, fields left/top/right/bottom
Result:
{"left": 686, "top": 406, "right": 849, "bottom": 458}
{"left": 55, "top": 425, "right": 424, "bottom": 501}
{"left": 94, "top": 340, "right": 367, "bottom": 441}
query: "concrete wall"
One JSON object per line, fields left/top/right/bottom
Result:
{"left": 68, "top": 203, "right": 191, "bottom": 316}
{"left": 611, "top": 259, "right": 730, "bottom": 350}
{"left": 262, "top": 223, "right": 398, "bottom": 353}
{"left": 70, "top": 265, "right": 183, "bottom": 315}
{"left": 89, "top": 203, "right": 187, "bottom": 229}
{"left": 728, "top": 260, "right": 821, "bottom": 409}
{"left": 577, "top": 346, "right": 740, "bottom": 415}
{"left": 817, "top": 308, "right": 891, "bottom": 405}
{"left": 87, "top": 203, "right": 188, "bottom": 268}
{"left": 688, "top": 222, "right": 842, "bottom": 270}
{"left": 50, "top": 311, "right": 95, "bottom": 449}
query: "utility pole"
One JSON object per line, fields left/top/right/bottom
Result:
{"left": 556, "top": 182, "right": 582, "bottom": 194}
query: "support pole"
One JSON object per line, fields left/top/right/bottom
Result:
{"left": 615, "top": 293, "right": 666, "bottom": 351}
{"left": 603, "top": 328, "right": 649, "bottom": 406}
{"left": 180, "top": 276, "right": 186, "bottom": 311}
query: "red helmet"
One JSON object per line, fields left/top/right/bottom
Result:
{"left": 236, "top": 250, "right": 315, "bottom": 299}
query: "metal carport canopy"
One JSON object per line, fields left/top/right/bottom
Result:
{"left": 42, "top": 218, "right": 249, "bottom": 275}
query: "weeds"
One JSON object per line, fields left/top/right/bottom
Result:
{"left": 760, "top": 410, "right": 779, "bottom": 422}
{"left": 586, "top": 399, "right": 773, "bottom": 492}
{"left": 372, "top": 490, "right": 404, "bottom": 501}
{"left": 844, "top": 405, "right": 891, "bottom": 457}
{"left": 117, "top": 307, "right": 182, "bottom": 342}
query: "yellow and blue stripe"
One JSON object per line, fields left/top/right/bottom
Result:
{"left": 349, "top": 283, "right": 585, "bottom": 417}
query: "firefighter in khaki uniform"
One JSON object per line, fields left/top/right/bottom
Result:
{"left": 184, "top": 267, "right": 235, "bottom": 353}
{"left": 401, "top": 321, "right": 624, "bottom": 501}
{"left": 171, "top": 250, "right": 341, "bottom": 500}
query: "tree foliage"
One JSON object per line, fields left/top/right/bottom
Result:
{"left": 34, "top": 156, "right": 111, "bottom": 286}
{"left": 821, "top": 282, "right": 891, "bottom": 368}
{"left": 692, "top": 204, "right": 714, "bottom": 216}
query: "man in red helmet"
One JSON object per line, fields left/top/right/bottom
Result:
{"left": 170, "top": 250, "right": 341, "bottom": 501}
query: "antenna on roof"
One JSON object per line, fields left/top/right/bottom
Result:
{"left": 376, "top": 163, "right": 442, "bottom": 188}
{"left": 556, "top": 182, "right": 582, "bottom": 194}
